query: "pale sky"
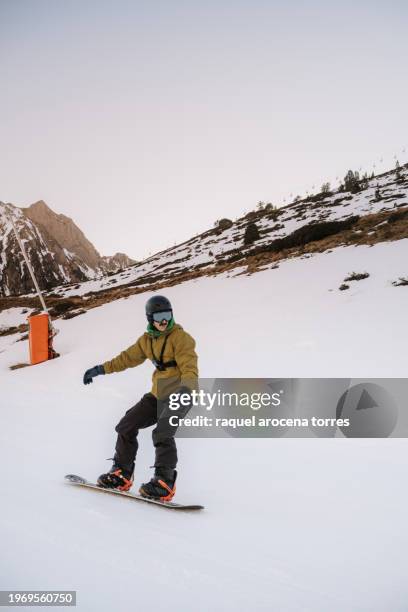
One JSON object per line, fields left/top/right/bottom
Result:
{"left": 1, "top": 0, "right": 407, "bottom": 260}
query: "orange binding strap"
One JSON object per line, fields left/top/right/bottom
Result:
{"left": 112, "top": 470, "right": 133, "bottom": 492}
{"left": 158, "top": 479, "right": 176, "bottom": 502}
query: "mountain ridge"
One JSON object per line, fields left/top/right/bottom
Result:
{"left": 0, "top": 200, "right": 136, "bottom": 296}
{"left": 1, "top": 163, "right": 407, "bottom": 321}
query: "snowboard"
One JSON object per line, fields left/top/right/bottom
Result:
{"left": 64, "top": 474, "right": 204, "bottom": 511}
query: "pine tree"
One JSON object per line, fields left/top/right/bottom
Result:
{"left": 344, "top": 170, "right": 360, "bottom": 193}
{"left": 244, "top": 222, "right": 260, "bottom": 245}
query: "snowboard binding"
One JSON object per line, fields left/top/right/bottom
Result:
{"left": 139, "top": 469, "right": 177, "bottom": 502}
{"left": 97, "top": 468, "right": 134, "bottom": 492}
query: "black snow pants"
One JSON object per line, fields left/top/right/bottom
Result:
{"left": 113, "top": 392, "right": 189, "bottom": 475}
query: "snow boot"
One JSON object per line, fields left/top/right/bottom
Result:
{"left": 139, "top": 467, "right": 177, "bottom": 501}
{"left": 97, "top": 466, "right": 134, "bottom": 492}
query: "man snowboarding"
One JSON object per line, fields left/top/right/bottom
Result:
{"left": 83, "top": 295, "right": 198, "bottom": 501}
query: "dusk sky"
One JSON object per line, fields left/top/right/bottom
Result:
{"left": 1, "top": 0, "right": 407, "bottom": 260}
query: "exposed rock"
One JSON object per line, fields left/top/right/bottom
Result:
{"left": 101, "top": 252, "right": 137, "bottom": 273}
{"left": 23, "top": 200, "right": 102, "bottom": 269}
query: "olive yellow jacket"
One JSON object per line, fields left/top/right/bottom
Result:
{"left": 103, "top": 323, "right": 198, "bottom": 398}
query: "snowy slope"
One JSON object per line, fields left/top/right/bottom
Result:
{"left": 1, "top": 239, "right": 408, "bottom": 611}
{"left": 46, "top": 165, "right": 408, "bottom": 299}
{"left": 0, "top": 306, "right": 33, "bottom": 332}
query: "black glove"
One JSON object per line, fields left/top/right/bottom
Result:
{"left": 83, "top": 364, "right": 105, "bottom": 385}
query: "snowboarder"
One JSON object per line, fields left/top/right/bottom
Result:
{"left": 83, "top": 295, "right": 198, "bottom": 501}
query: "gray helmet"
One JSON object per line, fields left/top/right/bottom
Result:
{"left": 145, "top": 295, "right": 173, "bottom": 323}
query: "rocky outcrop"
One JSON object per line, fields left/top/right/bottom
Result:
{"left": 101, "top": 252, "right": 137, "bottom": 273}
{"left": 23, "top": 200, "right": 102, "bottom": 270}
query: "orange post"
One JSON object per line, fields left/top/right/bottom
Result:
{"left": 29, "top": 313, "right": 50, "bottom": 365}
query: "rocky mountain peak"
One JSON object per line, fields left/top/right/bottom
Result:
{"left": 22, "top": 200, "right": 102, "bottom": 269}
{"left": 0, "top": 200, "right": 135, "bottom": 296}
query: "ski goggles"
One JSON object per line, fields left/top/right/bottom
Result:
{"left": 152, "top": 310, "right": 172, "bottom": 322}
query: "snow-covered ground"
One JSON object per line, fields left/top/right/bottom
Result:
{"left": 0, "top": 307, "right": 33, "bottom": 331}
{"left": 43, "top": 166, "right": 408, "bottom": 300}
{"left": 1, "top": 239, "right": 408, "bottom": 611}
